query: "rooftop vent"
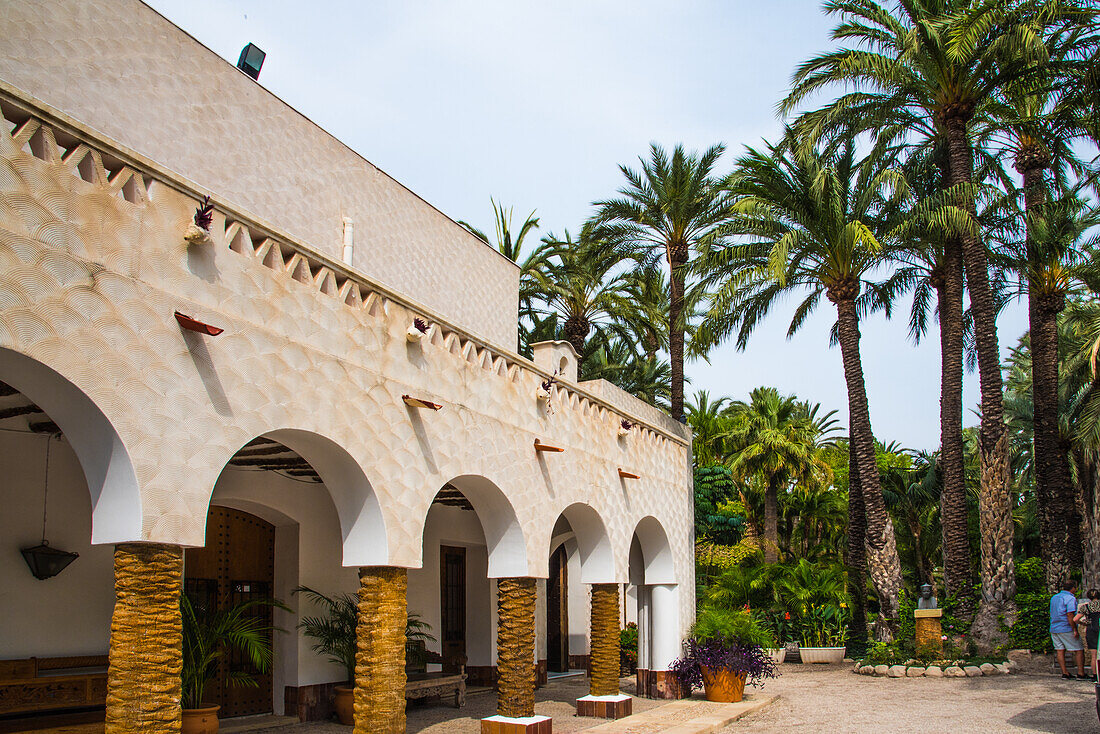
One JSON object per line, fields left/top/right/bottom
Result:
{"left": 237, "top": 43, "right": 266, "bottom": 80}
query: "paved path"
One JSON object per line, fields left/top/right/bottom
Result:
{"left": 722, "top": 664, "right": 1098, "bottom": 733}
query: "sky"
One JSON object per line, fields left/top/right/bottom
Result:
{"left": 143, "top": 0, "right": 1030, "bottom": 451}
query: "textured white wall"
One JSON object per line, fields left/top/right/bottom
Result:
{"left": 0, "top": 0, "right": 520, "bottom": 350}
{"left": 0, "top": 432, "right": 113, "bottom": 659}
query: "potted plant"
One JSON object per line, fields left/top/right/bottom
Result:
{"left": 756, "top": 609, "right": 791, "bottom": 664}
{"left": 670, "top": 608, "right": 778, "bottom": 703}
{"left": 405, "top": 612, "right": 436, "bottom": 677}
{"left": 181, "top": 594, "right": 284, "bottom": 734}
{"left": 797, "top": 603, "right": 849, "bottom": 664}
{"left": 295, "top": 587, "right": 436, "bottom": 724}
{"left": 294, "top": 587, "right": 358, "bottom": 725}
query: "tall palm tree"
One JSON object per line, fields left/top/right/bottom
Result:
{"left": 686, "top": 391, "right": 733, "bottom": 466}
{"left": 593, "top": 143, "right": 731, "bottom": 421}
{"left": 698, "top": 136, "right": 906, "bottom": 636}
{"left": 782, "top": 0, "right": 1071, "bottom": 643}
{"left": 724, "top": 387, "right": 831, "bottom": 563}
{"left": 887, "top": 143, "right": 975, "bottom": 615}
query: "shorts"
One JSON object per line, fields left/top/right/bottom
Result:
{"left": 1051, "top": 631, "right": 1084, "bottom": 651}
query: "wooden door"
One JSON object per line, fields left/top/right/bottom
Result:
{"left": 439, "top": 546, "right": 467, "bottom": 673}
{"left": 547, "top": 544, "right": 569, "bottom": 672}
{"left": 184, "top": 506, "right": 275, "bottom": 718}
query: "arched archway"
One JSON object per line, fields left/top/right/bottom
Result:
{"left": 0, "top": 346, "right": 141, "bottom": 543}
{"left": 444, "top": 474, "right": 527, "bottom": 578}
{"left": 192, "top": 429, "right": 388, "bottom": 718}
{"left": 628, "top": 516, "right": 681, "bottom": 698}
{"left": 542, "top": 503, "right": 616, "bottom": 676}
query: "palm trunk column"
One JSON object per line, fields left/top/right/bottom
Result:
{"left": 354, "top": 567, "right": 407, "bottom": 734}
{"left": 105, "top": 543, "right": 184, "bottom": 734}
{"left": 576, "top": 584, "right": 631, "bottom": 719}
{"left": 484, "top": 577, "right": 551, "bottom": 733}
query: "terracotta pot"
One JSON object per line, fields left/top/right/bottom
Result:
{"left": 700, "top": 666, "right": 746, "bottom": 703}
{"left": 334, "top": 685, "right": 354, "bottom": 725}
{"left": 181, "top": 704, "right": 220, "bottom": 734}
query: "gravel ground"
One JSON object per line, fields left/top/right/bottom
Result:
{"left": 244, "top": 676, "right": 666, "bottom": 733}
{"left": 723, "top": 664, "right": 1099, "bottom": 733}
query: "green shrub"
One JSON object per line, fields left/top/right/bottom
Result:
{"left": 1009, "top": 592, "right": 1053, "bottom": 653}
{"left": 620, "top": 622, "right": 639, "bottom": 674}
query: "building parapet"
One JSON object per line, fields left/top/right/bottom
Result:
{"left": 0, "top": 82, "right": 691, "bottom": 447}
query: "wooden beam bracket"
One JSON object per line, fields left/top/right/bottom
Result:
{"left": 534, "top": 439, "right": 564, "bottom": 453}
{"left": 174, "top": 311, "right": 223, "bottom": 336}
{"left": 402, "top": 394, "right": 442, "bottom": 410}
{"left": 617, "top": 469, "right": 640, "bottom": 480}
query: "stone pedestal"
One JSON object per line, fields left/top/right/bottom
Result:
{"left": 481, "top": 715, "right": 552, "bottom": 734}
{"left": 576, "top": 694, "right": 631, "bottom": 719}
{"left": 914, "top": 608, "right": 943, "bottom": 658}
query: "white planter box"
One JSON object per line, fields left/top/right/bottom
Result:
{"left": 766, "top": 648, "right": 786, "bottom": 664}
{"left": 799, "top": 646, "right": 846, "bottom": 664}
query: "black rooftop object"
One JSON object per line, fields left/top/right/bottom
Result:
{"left": 237, "top": 43, "right": 266, "bottom": 80}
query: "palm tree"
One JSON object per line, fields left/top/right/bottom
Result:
{"left": 782, "top": 0, "right": 1072, "bottom": 644}
{"left": 593, "top": 143, "right": 731, "bottom": 421}
{"left": 531, "top": 228, "right": 636, "bottom": 364}
{"left": 698, "top": 134, "right": 906, "bottom": 638}
{"left": 686, "top": 391, "right": 733, "bottom": 466}
{"left": 887, "top": 143, "right": 974, "bottom": 616}
{"left": 581, "top": 338, "right": 672, "bottom": 410}
{"left": 724, "top": 387, "right": 831, "bottom": 564}
{"left": 1007, "top": 190, "right": 1100, "bottom": 588}
{"left": 459, "top": 198, "right": 550, "bottom": 351}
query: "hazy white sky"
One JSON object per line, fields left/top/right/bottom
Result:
{"left": 144, "top": 0, "right": 1029, "bottom": 451}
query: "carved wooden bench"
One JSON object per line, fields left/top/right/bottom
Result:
{"left": 0, "top": 656, "right": 108, "bottom": 716}
{"left": 405, "top": 651, "right": 466, "bottom": 708}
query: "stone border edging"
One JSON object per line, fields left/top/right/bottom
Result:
{"left": 852, "top": 661, "right": 1016, "bottom": 678}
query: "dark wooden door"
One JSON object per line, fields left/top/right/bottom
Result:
{"left": 547, "top": 544, "right": 569, "bottom": 672}
{"left": 184, "top": 506, "right": 275, "bottom": 718}
{"left": 439, "top": 546, "right": 466, "bottom": 673}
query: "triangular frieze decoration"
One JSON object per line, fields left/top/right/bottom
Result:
{"left": 27, "top": 125, "right": 60, "bottom": 164}
{"left": 11, "top": 118, "right": 40, "bottom": 149}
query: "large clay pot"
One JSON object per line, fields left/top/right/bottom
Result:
{"left": 700, "top": 666, "right": 746, "bottom": 703}
{"left": 181, "top": 704, "right": 220, "bottom": 734}
{"left": 334, "top": 685, "right": 354, "bottom": 725}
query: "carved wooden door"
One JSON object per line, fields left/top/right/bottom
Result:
{"left": 547, "top": 544, "right": 569, "bottom": 672}
{"left": 439, "top": 545, "right": 466, "bottom": 673}
{"left": 184, "top": 506, "right": 275, "bottom": 718}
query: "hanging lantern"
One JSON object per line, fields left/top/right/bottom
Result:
{"left": 20, "top": 436, "right": 78, "bottom": 580}
{"left": 21, "top": 541, "right": 78, "bottom": 580}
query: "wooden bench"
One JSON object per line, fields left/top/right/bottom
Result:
{"left": 405, "top": 651, "right": 466, "bottom": 708}
{"left": 0, "top": 656, "right": 108, "bottom": 717}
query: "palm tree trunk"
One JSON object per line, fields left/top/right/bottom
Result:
{"left": 944, "top": 116, "right": 1015, "bottom": 647}
{"left": 935, "top": 261, "right": 973, "bottom": 618}
{"left": 846, "top": 445, "right": 868, "bottom": 650}
{"left": 563, "top": 315, "right": 589, "bottom": 368}
{"left": 833, "top": 295, "right": 903, "bottom": 640}
{"left": 764, "top": 480, "right": 779, "bottom": 563}
{"left": 1080, "top": 452, "right": 1100, "bottom": 590}
{"left": 668, "top": 248, "right": 687, "bottom": 422}
{"left": 1019, "top": 156, "right": 1076, "bottom": 592}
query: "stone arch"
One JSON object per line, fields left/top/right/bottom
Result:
{"left": 631, "top": 515, "right": 675, "bottom": 585}
{"left": 0, "top": 346, "right": 141, "bottom": 544}
{"left": 206, "top": 428, "right": 388, "bottom": 567}
{"left": 552, "top": 502, "right": 616, "bottom": 583}
{"left": 444, "top": 474, "right": 527, "bottom": 578}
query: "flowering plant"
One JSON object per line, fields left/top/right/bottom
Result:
{"left": 670, "top": 608, "right": 778, "bottom": 691}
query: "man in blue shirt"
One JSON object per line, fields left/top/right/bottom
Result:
{"left": 1050, "top": 579, "right": 1088, "bottom": 680}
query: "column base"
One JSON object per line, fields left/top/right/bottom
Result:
{"left": 481, "top": 714, "right": 552, "bottom": 734}
{"left": 576, "top": 694, "right": 631, "bottom": 718}
{"left": 635, "top": 669, "right": 689, "bottom": 699}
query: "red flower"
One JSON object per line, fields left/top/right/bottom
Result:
{"left": 784, "top": 612, "right": 791, "bottom": 620}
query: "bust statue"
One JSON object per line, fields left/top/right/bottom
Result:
{"left": 917, "top": 583, "right": 938, "bottom": 610}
